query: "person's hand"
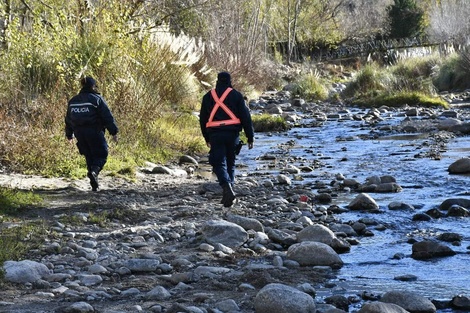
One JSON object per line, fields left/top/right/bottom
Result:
{"left": 248, "top": 142, "right": 254, "bottom": 149}
{"left": 112, "top": 135, "right": 118, "bottom": 143}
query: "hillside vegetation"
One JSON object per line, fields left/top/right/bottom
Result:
{"left": 0, "top": 0, "right": 469, "bottom": 178}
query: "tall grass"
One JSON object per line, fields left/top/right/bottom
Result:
{"left": 342, "top": 54, "right": 449, "bottom": 108}
{"left": 433, "top": 50, "right": 470, "bottom": 91}
{"left": 291, "top": 70, "right": 329, "bottom": 101}
{"left": 342, "top": 63, "right": 391, "bottom": 98}
{"left": 352, "top": 91, "right": 449, "bottom": 108}
{"left": 252, "top": 114, "right": 289, "bottom": 132}
{"left": 0, "top": 13, "right": 208, "bottom": 178}
{"left": 389, "top": 55, "right": 441, "bottom": 94}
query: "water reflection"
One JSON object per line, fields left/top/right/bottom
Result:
{"left": 237, "top": 113, "right": 470, "bottom": 305}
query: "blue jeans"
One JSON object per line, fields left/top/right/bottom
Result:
{"left": 74, "top": 128, "right": 109, "bottom": 173}
{"left": 208, "top": 131, "right": 239, "bottom": 186}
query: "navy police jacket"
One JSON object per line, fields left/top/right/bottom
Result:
{"left": 65, "top": 88, "right": 118, "bottom": 140}
{"left": 199, "top": 83, "right": 254, "bottom": 143}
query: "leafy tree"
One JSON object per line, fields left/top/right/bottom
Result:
{"left": 387, "top": 0, "right": 425, "bottom": 39}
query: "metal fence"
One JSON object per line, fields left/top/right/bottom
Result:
{"left": 270, "top": 37, "right": 462, "bottom": 63}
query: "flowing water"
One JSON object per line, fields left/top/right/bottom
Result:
{"left": 237, "top": 107, "right": 470, "bottom": 310}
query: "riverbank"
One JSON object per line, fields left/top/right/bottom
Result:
{"left": 1, "top": 95, "right": 470, "bottom": 313}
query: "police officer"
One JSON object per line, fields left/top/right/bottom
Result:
{"left": 200, "top": 72, "right": 254, "bottom": 207}
{"left": 65, "top": 76, "right": 118, "bottom": 191}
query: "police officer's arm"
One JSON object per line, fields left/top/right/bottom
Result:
{"left": 199, "top": 93, "right": 211, "bottom": 145}
{"left": 64, "top": 106, "right": 74, "bottom": 142}
{"left": 238, "top": 97, "right": 254, "bottom": 149}
{"left": 97, "top": 96, "right": 118, "bottom": 137}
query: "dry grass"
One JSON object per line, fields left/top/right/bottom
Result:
{"left": 0, "top": 25, "right": 208, "bottom": 178}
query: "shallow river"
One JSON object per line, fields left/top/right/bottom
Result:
{"left": 238, "top": 107, "right": 470, "bottom": 310}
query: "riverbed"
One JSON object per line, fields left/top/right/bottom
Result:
{"left": 238, "top": 105, "right": 470, "bottom": 310}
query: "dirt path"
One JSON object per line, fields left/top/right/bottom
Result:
{"left": 0, "top": 169, "right": 334, "bottom": 313}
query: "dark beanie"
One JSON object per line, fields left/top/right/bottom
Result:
{"left": 81, "top": 76, "right": 97, "bottom": 88}
{"left": 217, "top": 71, "right": 231, "bottom": 83}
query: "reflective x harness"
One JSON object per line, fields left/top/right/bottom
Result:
{"left": 206, "top": 88, "right": 241, "bottom": 128}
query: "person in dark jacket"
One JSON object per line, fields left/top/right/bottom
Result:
{"left": 200, "top": 71, "right": 254, "bottom": 207}
{"left": 65, "top": 76, "right": 118, "bottom": 191}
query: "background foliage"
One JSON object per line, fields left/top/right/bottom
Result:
{"left": 0, "top": 0, "right": 469, "bottom": 177}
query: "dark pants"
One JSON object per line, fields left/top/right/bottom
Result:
{"left": 208, "top": 131, "right": 239, "bottom": 186}
{"left": 74, "top": 128, "right": 108, "bottom": 173}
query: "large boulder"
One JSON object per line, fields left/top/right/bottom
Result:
{"left": 347, "top": 193, "right": 379, "bottom": 211}
{"left": 437, "top": 118, "right": 461, "bottom": 131}
{"left": 296, "top": 224, "right": 336, "bottom": 245}
{"left": 267, "top": 228, "right": 297, "bottom": 246}
{"left": 449, "top": 122, "right": 470, "bottom": 134}
{"left": 3, "top": 260, "right": 51, "bottom": 284}
{"left": 411, "top": 240, "right": 456, "bottom": 260}
{"left": 451, "top": 295, "right": 470, "bottom": 310}
{"left": 380, "top": 290, "right": 436, "bottom": 313}
{"left": 374, "top": 182, "right": 402, "bottom": 193}
{"left": 62, "top": 302, "right": 96, "bottom": 313}
{"left": 358, "top": 302, "right": 409, "bottom": 313}
{"left": 448, "top": 158, "right": 470, "bottom": 174}
{"left": 287, "top": 241, "right": 343, "bottom": 268}
{"left": 202, "top": 220, "right": 248, "bottom": 248}
{"left": 439, "top": 198, "right": 470, "bottom": 210}
{"left": 226, "top": 214, "right": 264, "bottom": 232}
{"left": 254, "top": 283, "right": 316, "bottom": 313}
{"left": 123, "top": 259, "right": 160, "bottom": 272}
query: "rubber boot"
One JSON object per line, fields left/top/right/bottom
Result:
{"left": 222, "top": 183, "right": 235, "bottom": 207}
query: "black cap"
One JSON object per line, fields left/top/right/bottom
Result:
{"left": 81, "top": 76, "right": 97, "bottom": 88}
{"left": 217, "top": 71, "right": 231, "bottom": 83}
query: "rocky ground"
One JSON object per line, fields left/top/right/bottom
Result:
{"left": 0, "top": 166, "right": 344, "bottom": 313}
{"left": 1, "top": 93, "right": 470, "bottom": 313}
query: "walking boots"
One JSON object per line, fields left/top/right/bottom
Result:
{"left": 87, "top": 166, "right": 100, "bottom": 191}
{"left": 221, "top": 183, "right": 236, "bottom": 207}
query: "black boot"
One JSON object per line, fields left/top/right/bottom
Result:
{"left": 220, "top": 190, "right": 227, "bottom": 204}
{"left": 220, "top": 183, "right": 233, "bottom": 204}
{"left": 88, "top": 166, "right": 100, "bottom": 191}
{"left": 222, "top": 183, "right": 235, "bottom": 207}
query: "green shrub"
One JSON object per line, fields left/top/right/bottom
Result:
{"left": 433, "top": 51, "right": 470, "bottom": 91}
{"left": 342, "top": 63, "right": 391, "bottom": 98}
{"left": 0, "top": 8, "right": 208, "bottom": 178}
{"left": 352, "top": 91, "right": 448, "bottom": 108}
{"left": 390, "top": 55, "right": 441, "bottom": 94}
{"left": 344, "top": 56, "right": 449, "bottom": 108}
{"left": 252, "top": 114, "right": 289, "bottom": 132}
{"left": 291, "top": 71, "right": 329, "bottom": 101}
